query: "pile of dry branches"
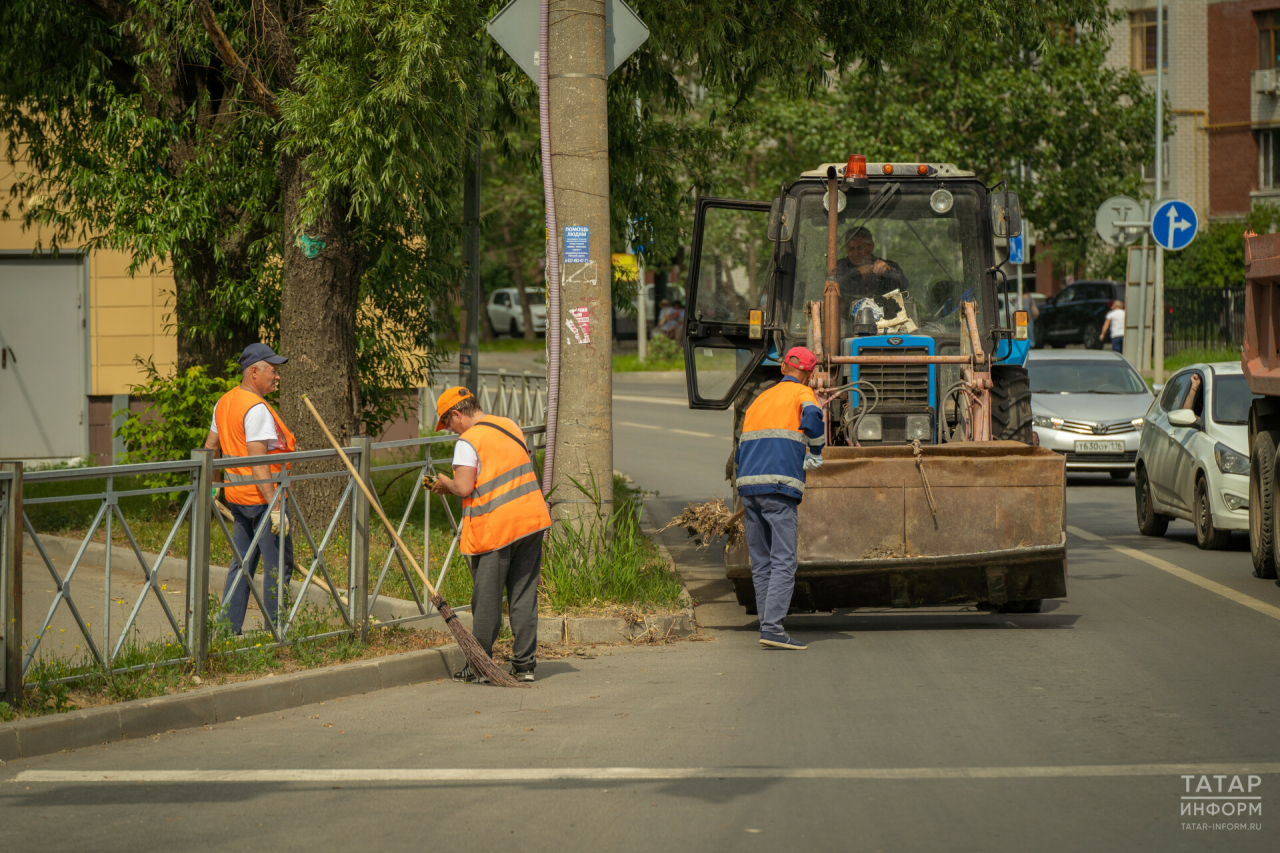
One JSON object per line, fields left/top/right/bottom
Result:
{"left": 659, "top": 498, "right": 745, "bottom": 549}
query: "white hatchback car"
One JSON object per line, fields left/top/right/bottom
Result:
{"left": 1135, "top": 362, "right": 1255, "bottom": 549}
{"left": 487, "top": 288, "right": 547, "bottom": 337}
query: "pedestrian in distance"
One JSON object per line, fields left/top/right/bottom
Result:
{"left": 735, "top": 346, "right": 826, "bottom": 650}
{"left": 431, "top": 387, "right": 551, "bottom": 682}
{"left": 1100, "top": 299, "right": 1125, "bottom": 353}
{"left": 203, "top": 343, "right": 296, "bottom": 635}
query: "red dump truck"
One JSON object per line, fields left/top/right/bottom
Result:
{"left": 1241, "top": 232, "right": 1280, "bottom": 578}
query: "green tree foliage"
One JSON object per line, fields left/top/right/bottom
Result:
{"left": 1164, "top": 205, "right": 1280, "bottom": 289}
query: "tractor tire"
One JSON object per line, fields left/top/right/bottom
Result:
{"left": 1251, "top": 430, "right": 1278, "bottom": 579}
{"left": 990, "top": 365, "right": 1033, "bottom": 444}
{"left": 1136, "top": 464, "right": 1169, "bottom": 537}
{"left": 1194, "top": 475, "right": 1232, "bottom": 551}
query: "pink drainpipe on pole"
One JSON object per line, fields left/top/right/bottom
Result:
{"left": 539, "top": 0, "right": 559, "bottom": 497}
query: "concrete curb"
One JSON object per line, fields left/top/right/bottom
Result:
{"left": 0, "top": 644, "right": 461, "bottom": 763}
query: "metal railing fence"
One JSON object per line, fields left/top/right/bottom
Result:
{"left": 422, "top": 369, "right": 547, "bottom": 430}
{"left": 1164, "top": 286, "right": 1246, "bottom": 357}
{"left": 1, "top": 425, "right": 545, "bottom": 699}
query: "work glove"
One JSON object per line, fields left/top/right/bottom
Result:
{"left": 803, "top": 453, "right": 824, "bottom": 471}
{"left": 270, "top": 509, "right": 289, "bottom": 537}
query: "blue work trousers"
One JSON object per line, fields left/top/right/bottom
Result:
{"left": 1111, "top": 335, "right": 1124, "bottom": 353}
{"left": 222, "top": 501, "right": 294, "bottom": 634}
{"left": 742, "top": 492, "right": 800, "bottom": 635}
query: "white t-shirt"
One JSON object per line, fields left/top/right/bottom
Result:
{"left": 1105, "top": 308, "right": 1125, "bottom": 335}
{"left": 210, "top": 401, "right": 283, "bottom": 450}
{"left": 452, "top": 440, "right": 480, "bottom": 479}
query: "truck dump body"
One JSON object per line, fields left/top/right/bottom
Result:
{"left": 724, "top": 442, "right": 1068, "bottom": 610}
{"left": 1243, "top": 230, "right": 1280, "bottom": 396}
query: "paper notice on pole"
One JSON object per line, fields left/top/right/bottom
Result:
{"left": 567, "top": 306, "right": 591, "bottom": 344}
{"left": 564, "top": 226, "right": 590, "bottom": 263}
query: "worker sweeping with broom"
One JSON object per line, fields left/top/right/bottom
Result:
{"left": 430, "top": 387, "right": 551, "bottom": 683}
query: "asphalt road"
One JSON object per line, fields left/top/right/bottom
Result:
{"left": 5, "top": 373, "right": 1280, "bottom": 851}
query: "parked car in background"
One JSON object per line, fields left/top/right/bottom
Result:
{"left": 996, "top": 291, "right": 1047, "bottom": 317}
{"left": 1028, "top": 350, "right": 1153, "bottom": 477}
{"left": 1033, "top": 280, "right": 1125, "bottom": 350}
{"left": 1135, "top": 362, "right": 1257, "bottom": 549}
{"left": 487, "top": 288, "right": 547, "bottom": 337}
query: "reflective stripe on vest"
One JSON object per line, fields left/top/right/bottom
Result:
{"left": 214, "top": 387, "right": 296, "bottom": 506}
{"left": 459, "top": 416, "right": 551, "bottom": 555}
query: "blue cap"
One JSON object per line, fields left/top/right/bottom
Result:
{"left": 238, "top": 342, "right": 288, "bottom": 372}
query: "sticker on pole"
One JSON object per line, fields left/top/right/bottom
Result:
{"left": 1151, "top": 199, "right": 1198, "bottom": 251}
{"left": 1008, "top": 234, "right": 1024, "bottom": 265}
{"left": 564, "top": 226, "right": 590, "bottom": 263}
{"left": 567, "top": 306, "right": 591, "bottom": 344}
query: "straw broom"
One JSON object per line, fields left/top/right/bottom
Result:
{"left": 302, "top": 395, "right": 525, "bottom": 688}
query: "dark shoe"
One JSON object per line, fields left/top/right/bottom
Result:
{"left": 511, "top": 665, "right": 536, "bottom": 683}
{"left": 759, "top": 632, "right": 807, "bottom": 650}
{"left": 453, "top": 664, "right": 490, "bottom": 684}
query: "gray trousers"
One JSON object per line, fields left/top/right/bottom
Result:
{"left": 742, "top": 492, "right": 800, "bottom": 635}
{"left": 468, "top": 532, "right": 542, "bottom": 670}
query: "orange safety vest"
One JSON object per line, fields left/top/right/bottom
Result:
{"left": 458, "top": 415, "right": 550, "bottom": 555}
{"left": 214, "top": 386, "right": 297, "bottom": 506}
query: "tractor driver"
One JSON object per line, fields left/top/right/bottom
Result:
{"left": 836, "top": 226, "right": 908, "bottom": 308}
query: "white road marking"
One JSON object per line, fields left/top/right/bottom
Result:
{"left": 616, "top": 421, "right": 662, "bottom": 430}
{"left": 612, "top": 395, "right": 687, "bottom": 406}
{"left": 15, "top": 763, "right": 1280, "bottom": 784}
{"left": 1066, "top": 525, "right": 1280, "bottom": 622}
{"left": 670, "top": 429, "right": 717, "bottom": 439}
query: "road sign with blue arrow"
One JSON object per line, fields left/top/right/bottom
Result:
{"left": 1008, "top": 234, "right": 1024, "bottom": 265}
{"left": 1151, "top": 199, "right": 1198, "bottom": 251}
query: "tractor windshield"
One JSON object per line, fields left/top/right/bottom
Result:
{"left": 787, "top": 186, "right": 987, "bottom": 340}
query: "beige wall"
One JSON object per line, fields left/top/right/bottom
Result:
{"left": 0, "top": 143, "right": 177, "bottom": 395}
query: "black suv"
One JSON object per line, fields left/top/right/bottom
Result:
{"left": 1033, "top": 280, "right": 1124, "bottom": 350}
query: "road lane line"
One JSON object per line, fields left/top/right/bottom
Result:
{"left": 1066, "top": 525, "right": 1280, "bottom": 622}
{"left": 16, "top": 763, "right": 1280, "bottom": 784}
{"left": 617, "top": 421, "right": 662, "bottom": 430}
{"left": 612, "top": 394, "right": 687, "bottom": 406}
{"left": 670, "top": 429, "right": 716, "bottom": 438}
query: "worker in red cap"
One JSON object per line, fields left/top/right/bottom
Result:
{"left": 430, "top": 386, "right": 551, "bottom": 682}
{"left": 734, "top": 346, "right": 825, "bottom": 650}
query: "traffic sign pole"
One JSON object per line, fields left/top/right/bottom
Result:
{"left": 1137, "top": 202, "right": 1151, "bottom": 372}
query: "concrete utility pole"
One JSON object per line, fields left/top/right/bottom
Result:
{"left": 547, "top": 0, "right": 613, "bottom": 519}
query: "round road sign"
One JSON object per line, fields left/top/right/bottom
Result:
{"left": 1094, "top": 195, "right": 1143, "bottom": 247}
{"left": 1151, "top": 199, "right": 1198, "bottom": 251}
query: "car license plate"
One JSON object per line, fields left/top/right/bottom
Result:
{"left": 1074, "top": 440, "right": 1125, "bottom": 454}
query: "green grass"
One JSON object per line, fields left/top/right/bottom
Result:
{"left": 612, "top": 354, "right": 684, "bottom": 372}
{"left": 1164, "top": 346, "right": 1241, "bottom": 373}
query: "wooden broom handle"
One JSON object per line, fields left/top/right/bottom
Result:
{"left": 302, "top": 395, "right": 440, "bottom": 599}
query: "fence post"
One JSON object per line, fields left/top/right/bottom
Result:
{"left": 1, "top": 461, "right": 22, "bottom": 707}
{"left": 189, "top": 450, "right": 212, "bottom": 672}
{"left": 349, "top": 436, "right": 371, "bottom": 642}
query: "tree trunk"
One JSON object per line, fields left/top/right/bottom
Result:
{"left": 503, "top": 222, "right": 537, "bottom": 341}
{"left": 275, "top": 154, "right": 365, "bottom": 527}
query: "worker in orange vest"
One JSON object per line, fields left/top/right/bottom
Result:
{"left": 202, "top": 343, "right": 296, "bottom": 634}
{"left": 431, "top": 387, "right": 550, "bottom": 683}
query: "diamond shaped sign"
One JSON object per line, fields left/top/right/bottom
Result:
{"left": 487, "top": 0, "right": 649, "bottom": 85}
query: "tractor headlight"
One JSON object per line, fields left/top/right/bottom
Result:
{"left": 1215, "top": 443, "right": 1250, "bottom": 476}
{"left": 857, "top": 415, "right": 883, "bottom": 441}
{"left": 906, "top": 414, "right": 932, "bottom": 441}
{"left": 1032, "top": 414, "right": 1063, "bottom": 430}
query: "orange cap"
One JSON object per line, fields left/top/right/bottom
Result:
{"left": 435, "top": 386, "right": 474, "bottom": 431}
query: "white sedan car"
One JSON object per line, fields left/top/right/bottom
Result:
{"left": 1135, "top": 361, "right": 1255, "bottom": 549}
{"left": 1028, "top": 351, "right": 1153, "bottom": 477}
{"left": 487, "top": 288, "right": 547, "bottom": 337}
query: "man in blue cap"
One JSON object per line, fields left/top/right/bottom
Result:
{"left": 203, "top": 343, "right": 296, "bottom": 633}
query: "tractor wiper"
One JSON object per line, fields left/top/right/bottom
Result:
{"left": 847, "top": 182, "right": 900, "bottom": 232}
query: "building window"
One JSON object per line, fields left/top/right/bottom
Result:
{"left": 1130, "top": 9, "right": 1168, "bottom": 73}
{"left": 1262, "top": 130, "right": 1280, "bottom": 190}
{"left": 1142, "top": 143, "right": 1171, "bottom": 181}
{"left": 1261, "top": 11, "right": 1280, "bottom": 69}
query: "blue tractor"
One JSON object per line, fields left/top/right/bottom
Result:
{"left": 681, "top": 156, "right": 1063, "bottom": 614}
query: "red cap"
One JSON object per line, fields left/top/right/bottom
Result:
{"left": 783, "top": 346, "right": 817, "bottom": 372}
